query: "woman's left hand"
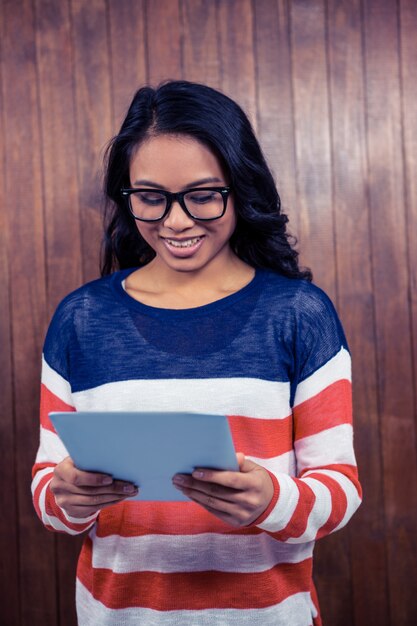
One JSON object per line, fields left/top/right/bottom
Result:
{"left": 172, "top": 452, "right": 274, "bottom": 527}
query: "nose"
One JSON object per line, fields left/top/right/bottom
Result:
{"left": 162, "top": 199, "right": 195, "bottom": 230}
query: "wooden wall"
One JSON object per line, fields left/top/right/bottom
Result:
{"left": 1, "top": 0, "right": 416, "bottom": 624}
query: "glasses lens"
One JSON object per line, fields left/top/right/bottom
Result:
{"left": 184, "top": 190, "right": 225, "bottom": 219}
{"left": 129, "top": 191, "right": 167, "bottom": 220}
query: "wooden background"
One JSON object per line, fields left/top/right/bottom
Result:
{"left": 1, "top": 0, "right": 416, "bottom": 624}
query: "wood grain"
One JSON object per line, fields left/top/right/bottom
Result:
{"left": 363, "top": 0, "right": 417, "bottom": 623}
{"left": 2, "top": 1, "right": 417, "bottom": 624}
{"left": 289, "top": 0, "right": 336, "bottom": 298}
{"left": 217, "top": 0, "right": 257, "bottom": 131}
{"left": 2, "top": 0, "right": 56, "bottom": 624}
{"left": 181, "top": 0, "right": 221, "bottom": 89}
{"left": 400, "top": 0, "right": 417, "bottom": 470}
{"left": 0, "top": 4, "right": 20, "bottom": 623}
{"left": 108, "top": 0, "right": 147, "bottom": 129}
{"left": 145, "top": 0, "right": 182, "bottom": 84}
{"left": 253, "top": 0, "right": 300, "bottom": 243}
{"left": 71, "top": 0, "right": 113, "bottom": 284}
{"left": 327, "top": 1, "right": 388, "bottom": 624}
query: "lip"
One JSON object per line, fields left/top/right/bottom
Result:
{"left": 161, "top": 235, "right": 205, "bottom": 258}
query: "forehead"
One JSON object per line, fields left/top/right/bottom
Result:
{"left": 129, "top": 134, "right": 224, "bottom": 181}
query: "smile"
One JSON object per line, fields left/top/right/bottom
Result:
{"left": 163, "top": 236, "right": 204, "bottom": 248}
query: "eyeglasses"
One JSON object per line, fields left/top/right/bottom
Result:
{"left": 120, "top": 186, "right": 231, "bottom": 222}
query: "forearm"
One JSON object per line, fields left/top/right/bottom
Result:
{"left": 254, "top": 460, "right": 361, "bottom": 542}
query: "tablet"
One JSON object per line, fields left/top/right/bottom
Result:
{"left": 49, "top": 411, "right": 238, "bottom": 501}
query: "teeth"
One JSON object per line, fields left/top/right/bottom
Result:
{"left": 165, "top": 237, "right": 202, "bottom": 248}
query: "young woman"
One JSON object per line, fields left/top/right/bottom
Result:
{"left": 32, "top": 80, "right": 362, "bottom": 625}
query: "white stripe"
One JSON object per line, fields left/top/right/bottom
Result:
{"left": 257, "top": 473, "right": 300, "bottom": 533}
{"left": 35, "top": 426, "right": 70, "bottom": 465}
{"left": 295, "top": 423, "right": 356, "bottom": 473}
{"left": 302, "top": 468, "right": 362, "bottom": 532}
{"left": 42, "top": 355, "right": 74, "bottom": 405}
{"left": 248, "top": 450, "right": 297, "bottom": 476}
{"left": 72, "top": 377, "right": 291, "bottom": 419}
{"left": 90, "top": 528, "right": 314, "bottom": 574}
{"left": 285, "top": 476, "right": 332, "bottom": 544}
{"left": 76, "top": 581, "right": 316, "bottom": 626}
{"left": 31, "top": 466, "right": 54, "bottom": 496}
{"left": 294, "top": 347, "right": 351, "bottom": 406}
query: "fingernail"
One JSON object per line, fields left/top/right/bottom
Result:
{"left": 123, "top": 484, "right": 137, "bottom": 493}
{"left": 193, "top": 470, "right": 204, "bottom": 479}
{"left": 101, "top": 476, "right": 113, "bottom": 485}
{"left": 173, "top": 475, "right": 185, "bottom": 484}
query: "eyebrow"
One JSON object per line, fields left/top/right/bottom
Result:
{"left": 131, "top": 177, "right": 224, "bottom": 190}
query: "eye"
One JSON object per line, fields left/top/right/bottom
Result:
{"left": 135, "top": 191, "right": 166, "bottom": 206}
{"left": 186, "top": 190, "right": 217, "bottom": 204}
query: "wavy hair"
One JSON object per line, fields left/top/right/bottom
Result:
{"left": 101, "top": 80, "right": 312, "bottom": 281}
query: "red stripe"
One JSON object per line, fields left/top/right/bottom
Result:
{"left": 78, "top": 535, "right": 313, "bottom": 610}
{"left": 33, "top": 470, "right": 54, "bottom": 519}
{"left": 32, "top": 461, "right": 56, "bottom": 479}
{"left": 40, "top": 383, "right": 75, "bottom": 432}
{"left": 95, "top": 501, "right": 264, "bottom": 538}
{"left": 274, "top": 480, "right": 316, "bottom": 542}
{"left": 293, "top": 379, "right": 352, "bottom": 441}
{"left": 228, "top": 414, "right": 293, "bottom": 458}
{"left": 249, "top": 471, "right": 280, "bottom": 526}
{"left": 300, "top": 463, "right": 362, "bottom": 500}
{"left": 306, "top": 472, "right": 348, "bottom": 539}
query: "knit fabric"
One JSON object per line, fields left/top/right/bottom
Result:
{"left": 32, "top": 268, "right": 362, "bottom": 626}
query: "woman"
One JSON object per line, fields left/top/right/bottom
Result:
{"left": 32, "top": 80, "right": 362, "bottom": 625}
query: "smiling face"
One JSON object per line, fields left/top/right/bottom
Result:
{"left": 128, "top": 134, "right": 237, "bottom": 276}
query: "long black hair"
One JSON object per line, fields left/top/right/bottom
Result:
{"left": 101, "top": 80, "right": 312, "bottom": 281}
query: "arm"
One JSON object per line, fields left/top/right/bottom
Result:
{"left": 31, "top": 355, "right": 99, "bottom": 534}
{"left": 32, "top": 314, "right": 137, "bottom": 535}
{"left": 173, "top": 291, "right": 362, "bottom": 540}
{"left": 172, "top": 347, "right": 361, "bottom": 539}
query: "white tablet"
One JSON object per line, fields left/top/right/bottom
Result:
{"left": 49, "top": 411, "right": 238, "bottom": 501}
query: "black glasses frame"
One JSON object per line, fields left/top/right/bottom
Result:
{"left": 120, "top": 186, "right": 231, "bottom": 222}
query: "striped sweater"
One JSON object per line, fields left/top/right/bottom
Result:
{"left": 32, "top": 268, "right": 362, "bottom": 626}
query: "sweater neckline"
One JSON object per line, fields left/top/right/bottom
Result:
{"left": 110, "top": 266, "right": 264, "bottom": 318}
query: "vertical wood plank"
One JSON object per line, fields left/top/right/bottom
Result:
{"left": 181, "top": 0, "right": 220, "bottom": 89}
{"left": 145, "top": 0, "right": 182, "bottom": 85}
{"left": 71, "top": 0, "right": 113, "bottom": 283}
{"left": 327, "top": 1, "right": 388, "bottom": 624}
{"left": 35, "top": 0, "right": 83, "bottom": 312}
{"left": 289, "top": 0, "right": 335, "bottom": 298}
{"left": 0, "top": 4, "right": 20, "bottom": 622}
{"left": 217, "top": 0, "right": 257, "bottom": 130}
{"left": 363, "top": 0, "right": 417, "bottom": 624}
{"left": 399, "top": 0, "right": 417, "bottom": 470}
{"left": 1, "top": 0, "right": 56, "bottom": 624}
{"left": 107, "top": 0, "right": 147, "bottom": 129}
{"left": 253, "top": 0, "right": 300, "bottom": 242}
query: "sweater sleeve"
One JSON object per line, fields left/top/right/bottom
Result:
{"left": 254, "top": 287, "right": 362, "bottom": 542}
{"left": 31, "top": 298, "right": 99, "bottom": 535}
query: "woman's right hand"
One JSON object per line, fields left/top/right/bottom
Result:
{"left": 50, "top": 456, "right": 138, "bottom": 518}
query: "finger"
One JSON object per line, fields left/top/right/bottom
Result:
{"left": 54, "top": 490, "right": 138, "bottom": 517}
{"left": 61, "top": 496, "right": 128, "bottom": 519}
{"left": 55, "top": 457, "right": 114, "bottom": 488}
{"left": 188, "top": 468, "right": 253, "bottom": 491}
{"left": 54, "top": 479, "right": 138, "bottom": 498}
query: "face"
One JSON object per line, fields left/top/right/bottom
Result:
{"left": 128, "top": 134, "right": 237, "bottom": 275}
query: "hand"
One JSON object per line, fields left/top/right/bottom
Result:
{"left": 172, "top": 452, "right": 274, "bottom": 527}
{"left": 50, "top": 456, "right": 138, "bottom": 518}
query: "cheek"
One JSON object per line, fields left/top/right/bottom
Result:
{"left": 135, "top": 223, "right": 156, "bottom": 247}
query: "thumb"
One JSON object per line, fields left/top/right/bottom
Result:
{"left": 236, "top": 452, "right": 257, "bottom": 472}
